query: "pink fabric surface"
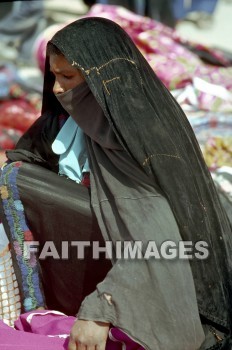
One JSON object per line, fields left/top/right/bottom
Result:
{"left": 0, "top": 310, "right": 144, "bottom": 350}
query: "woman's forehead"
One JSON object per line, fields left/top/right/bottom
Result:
{"left": 49, "top": 54, "right": 77, "bottom": 73}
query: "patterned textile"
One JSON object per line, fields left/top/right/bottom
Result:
{"left": 0, "top": 162, "right": 45, "bottom": 313}
{"left": 211, "top": 167, "right": 232, "bottom": 227}
{"left": 187, "top": 112, "right": 232, "bottom": 170}
{"left": 212, "top": 167, "right": 232, "bottom": 203}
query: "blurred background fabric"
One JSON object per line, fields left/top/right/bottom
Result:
{"left": 0, "top": 0, "right": 231, "bottom": 176}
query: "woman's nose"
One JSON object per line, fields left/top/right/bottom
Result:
{"left": 53, "top": 80, "right": 64, "bottom": 94}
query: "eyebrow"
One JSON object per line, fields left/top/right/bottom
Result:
{"left": 49, "top": 67, "right": 74, "bottom": 74}
{"left": 50, "top": 68, "right": 62, "bottom": 74}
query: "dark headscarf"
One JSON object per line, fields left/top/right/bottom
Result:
{"left": 7, "top": 17, "right": 232, "bottom": 350}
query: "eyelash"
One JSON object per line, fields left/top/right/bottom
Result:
{"left": 50, "top": 71, "right": 73, "bottom": 80}
{"left": 63, "top": 75, "right": 73, "bottom": 79}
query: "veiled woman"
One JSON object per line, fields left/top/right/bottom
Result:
{"left": 0, "top": 17, "right": 232, "bottom": 350}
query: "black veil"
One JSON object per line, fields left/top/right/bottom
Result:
{"left": 50, "top": 16, "right": 232, "bottom": 325}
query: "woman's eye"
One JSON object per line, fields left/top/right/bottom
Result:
{"left": 63, "top": 75, "right": 73, "bottom": 79}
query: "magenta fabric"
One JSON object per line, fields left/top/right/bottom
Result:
{"left": 109, "top": 328, "right": 144, "bottom": 350}
{"left": 0, "top": 310, "right": 144, "bottom": 350}
{"left": 0, "top": 321, "right": 69, "bottom": 350}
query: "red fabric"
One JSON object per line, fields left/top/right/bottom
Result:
{"left": 0, "top": 100, "right": 39, "bottom": 132}
{"left": 81, "top": 172, "right": 90, "bottom": 188}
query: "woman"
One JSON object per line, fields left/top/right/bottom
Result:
{"left": 0, "top": 17, "right": 232, "bottom": 350}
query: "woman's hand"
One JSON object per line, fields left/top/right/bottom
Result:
{"left": 68, "top": 319, "right": 110, "bottom": 350}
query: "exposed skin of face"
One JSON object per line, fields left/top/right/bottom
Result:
{"left": 49, "top": 54, "right": 85, "bottom": 94}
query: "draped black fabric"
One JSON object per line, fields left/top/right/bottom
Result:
{"left": 0, "top": 162, "right": 111, "bottom": 315}
{"left": 49, "top": 16, "right": 232, "bottom": 329}
{"left": 4, "top": 17, "right": 232, "bottom": 350}
{"left": 17, "top": 163, "right": 111, "bottom": 315}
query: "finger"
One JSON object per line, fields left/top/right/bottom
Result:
{"left": 68, "top": 337, "right": 77, "bottom": 350}
{"left": 86, "top": 346, "right": 95, "bottom": 350}
{"left": 96, "top": 341, "right": 107, "bottom": 350}
{"left": 78, "top": 344, "right": 87, "bottom": 350}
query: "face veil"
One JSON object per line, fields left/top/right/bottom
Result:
{"left": 7, "top": 17, "right": 232, "bottom": 350}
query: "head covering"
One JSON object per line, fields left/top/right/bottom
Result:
{"left": 7, "top": 17, "right": 232, "bottom": 350}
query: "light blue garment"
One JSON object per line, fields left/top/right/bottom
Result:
{"left": 52, "top": 116, "right": 89, "bottom": 183}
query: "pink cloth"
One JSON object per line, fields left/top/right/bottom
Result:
{"left": 0, "top": 310, "right": 144, "bottom": 350}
